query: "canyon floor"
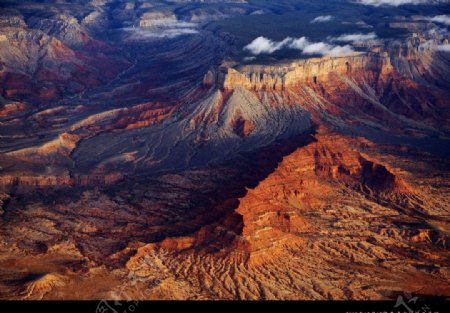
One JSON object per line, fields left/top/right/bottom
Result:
{"left": 0, "top": 0, "right": 449, "bottom": 300}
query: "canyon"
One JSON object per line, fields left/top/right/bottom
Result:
{"left": 0, "top": 0, "right": 449, "bottom": 301}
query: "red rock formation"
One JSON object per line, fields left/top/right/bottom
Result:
{"left": 139, "top": 130, "right": 419, "bottom": 267}
{"left": 219, "top": 52, "right": 393, "bottom": 91}
{"left": 0, "top": 102, "right": 26, "bottom": 117}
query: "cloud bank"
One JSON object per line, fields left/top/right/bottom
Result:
{"left": 429, "top": 15, "right": 450, "bottom": 26}
{"left": 302, "top": 42, "right": 354, "bottom": 56}
{"left": 243, "top": 36, "right": 292, "bottom": 55}
{"left": 244, "top": 36, "right": 355, "bottom": 57}
{"left": 124, "top": 21, "right": 198, "bottom": 40}
{"left": 311, "top": 15, "right": 333, "bottom": 23}
{"left": 330, "top": 32, "right": 378, "bottom": 43}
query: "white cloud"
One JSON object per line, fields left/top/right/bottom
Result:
{"left": 311, "top": 15, "right": 333, "bottom": 23}
{"left": 330, "top": 32, "right": 378, "bottom": 43}
{"left": 244, "top": 36, "right": 355, "bottom": 57}
{"left": 243, "top": 36, "right": 292, "bottom": 55}
{"left": 145, "top": 20, "right": 197, "bottom": 28}
{"left": 243, "top": 56, "right": 256, "bottom": 62}
{"left": 355, "top": 0, "right": 440, "bottom": 6}
{"left": 289, "top": 37, "right": 309, "bottom": 50}
{"left": 288, "top": 37, "right": 355, "bottom": 56}
{"left": 301, "top": 42, "right": 330, "bottom": 55}
{"left": 124, "top": 21, "right": 198, "bottom": 40}
{"left": 302, "top": 42, "right": 355, "bottom": 56}
{"left": 429, "top": 15, "right": 450, "bottom": 25}
{"left": 126, "top": 28, "right": 198, "bottom": 39}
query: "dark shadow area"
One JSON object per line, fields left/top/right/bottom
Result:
{"left": 0, "top": 128, "right": 317, "bottom": 267}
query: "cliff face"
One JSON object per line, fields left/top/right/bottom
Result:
{"left": 200, "top": 39, "right": 448, "bottom": 140}
{"left": 216, "top": 52, "right": 393, "bottom": 91}
{"left": 212, "top": 34, "right": 449, "bottom": 95}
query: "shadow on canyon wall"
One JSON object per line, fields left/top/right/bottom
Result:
{"left": 0, "top": 128, "right": 317, "bottom": 266}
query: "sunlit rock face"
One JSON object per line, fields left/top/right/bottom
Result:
{"left": 220, "top": 52, "right": 393, "bottom": 91}
{"left": 0, "top": 0, "right": 449, "bottom": 301}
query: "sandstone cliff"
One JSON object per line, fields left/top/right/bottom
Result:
{"left": 214, "top": 52, "right": 393, "bottom": 91}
